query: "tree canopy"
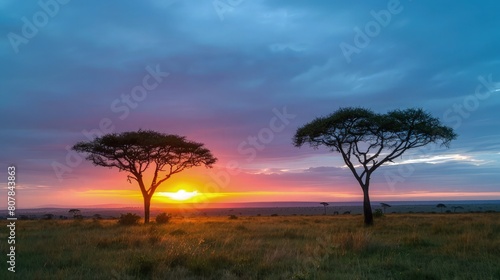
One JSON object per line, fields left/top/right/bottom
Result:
{"left": 294, "top": 107, "right": 456, "bottom": 225}
{"left": 73, "top": 130, "right": 217, "bottom": 223}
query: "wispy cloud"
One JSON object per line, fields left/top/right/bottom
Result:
{"left": 388, "top": 154, "right": 489, "bottom": 166}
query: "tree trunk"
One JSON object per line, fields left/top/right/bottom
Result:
{"left": 362, "top": 187, "right": 373, "bottom": 226}
{"left": 143, "top": 194, "right": 152, "bottom": 224}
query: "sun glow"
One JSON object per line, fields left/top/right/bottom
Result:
{"left": 158, "top": 189, "right": 199, "bottom": 201}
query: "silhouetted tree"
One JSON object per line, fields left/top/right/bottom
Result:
{"left": 43, "top": 214, "right": 54, "bottom": 220}
{"left": 380, "top": 203, "right": 391, "bottom": 214}
{"left": 293, "top": 107, "right": 456, "bottom": 225}
{"left": 69, "top": 209, "right": 81, "bottom": 218}
{"left": 320, "top": 202, "right": 329, "bottom": 215}
{"left": 73, "top": 130, "right": 217, "bottom": 223}
{"left": 452, "top": 206, "right": 463, "bottom": 213}
{"left": 436, "top": 203, "right": 447, "bottom": 213}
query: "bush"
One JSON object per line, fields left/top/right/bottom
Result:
{"left": 228, "top": 215, "right": 238, "bottom": 220}
{"left": 373, "top": 209, "right": 384, "bottom": 218}
{"left": 118, "top": 213, "right": 141, "bottom": 225}
{"left": 43, "top": 214, "right": 54, "bottom": 220}
{"left": 156, "top": 212, "right": 171, "bottom": 224}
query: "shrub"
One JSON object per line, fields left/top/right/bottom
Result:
{"left": 155, "top": 212, "right": 171, "bottom": 224}
{"left": 228, "top": 214, "right": 238, "bottom": 220}
{"left": 43, "top": 214, "right": 54, "bottom": 220}
{"left": 373, "top": 209, "right": 384, "bottom": 218}
{"left": 118, "top": 213, "right": 141, "bottom": 226}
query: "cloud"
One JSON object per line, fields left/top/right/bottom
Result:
{"left": 388, "top": 154, "right": 490, "bottom": 166}
{"left": 1, "top": 1, "right": 500, "bottom": 207}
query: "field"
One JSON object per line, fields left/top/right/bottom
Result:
{"left": 1, "top": 213, "right": 500, "bottom": 280}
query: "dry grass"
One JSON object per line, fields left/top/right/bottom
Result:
{"left": 1, "top": 213, "right": 499, "bottom": 279}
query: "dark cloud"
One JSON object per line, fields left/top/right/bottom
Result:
{"left": 1, "top": 0, "right": 499, "bottom": 206}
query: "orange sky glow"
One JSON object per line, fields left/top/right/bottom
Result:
{"left": 2, "top": 156, "right": 500, "bottom": 209}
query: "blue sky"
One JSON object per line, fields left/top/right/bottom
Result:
{"left": 1, "top": 0, "right": 499, "bottom": 208}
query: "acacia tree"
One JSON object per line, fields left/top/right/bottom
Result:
{"left": 72, "top": 130, "right": 217, "bottom": 223}
{"left": 68, "top": 209, "right": 82, "bottom": 219}
{"left": 320, "top": 202, "right": 329, "bottom": 215}
{"left": 436, "top": 203, "right": 447, "bottom": 213}
{"left": 293, "top": 107, "right": 456, "bottom": 226}
{"left": 380, "top": 203, "right": 391, "bottom": 214}
{"left": 68, "top": 209, "right": 81, "bottom": 217}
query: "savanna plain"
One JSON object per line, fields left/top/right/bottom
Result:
{"left": 1, "top": 213, "right": 500, "bottom": 280}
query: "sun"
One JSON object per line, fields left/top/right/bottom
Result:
{"left": 159, "top": 189, "right": 199, "bottom": 201}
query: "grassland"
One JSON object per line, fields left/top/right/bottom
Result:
{"left": 1, "top": 213, "right": 499, "bottom": 279}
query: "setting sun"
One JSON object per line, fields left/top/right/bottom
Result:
{"left": 158, "top": 190, "right": 199, "bottom": 201}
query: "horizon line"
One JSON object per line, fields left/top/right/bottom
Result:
{"left": 8, "top": 199, "right": 500, "bottom": 210}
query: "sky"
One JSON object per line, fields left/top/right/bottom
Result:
{"left": 1, "top": 0, "right": 500, "bottom": 209}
